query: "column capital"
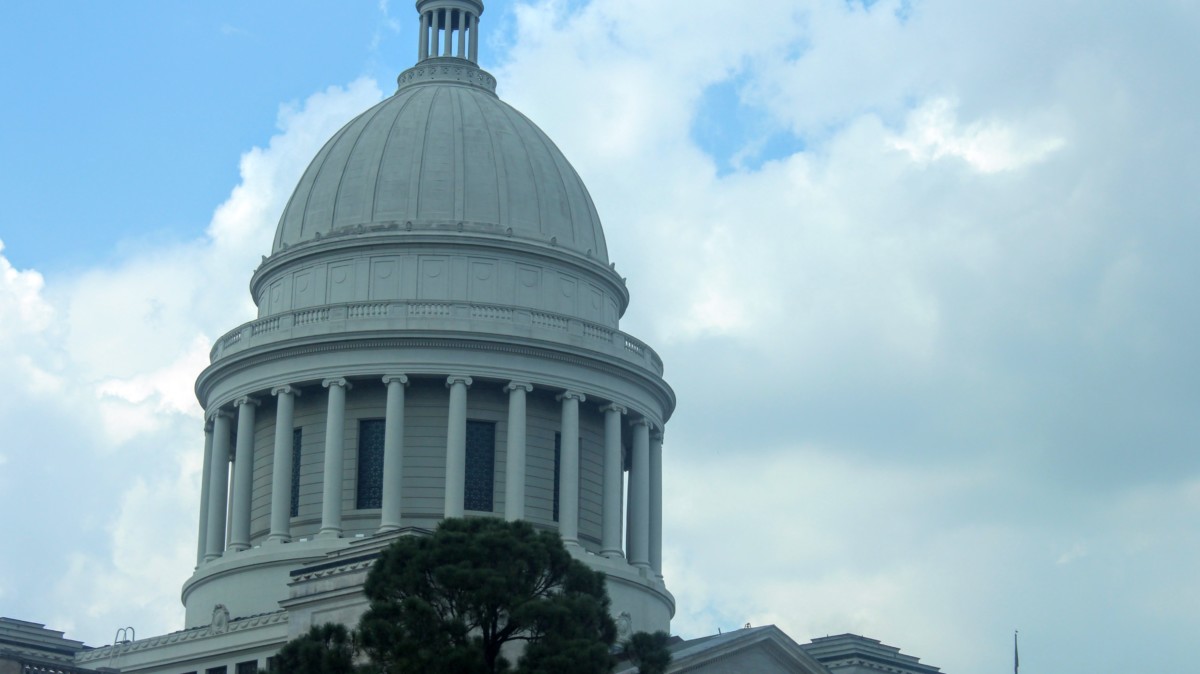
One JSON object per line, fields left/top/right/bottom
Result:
{"left": 208, "top": 408, "right": 233, "bottom": 422}
{"left": 504, "top": 381, "right": 533, "bottom": 393}
{"left": 382, "top": 374, "right": 410, "bottom": 386}
{"left": 446, "top": 375, "right": 473, "bottom": 388}
{"left": 204, "top": 418, "right": 214, "bottom": 433}
{"left": 234, "top": 396, "right": 260, "bottom": 408}
{"left": 630, "top": 417, "right": 650, "bottom": 429}
{"left": 271, "top": 384, "right": 301, "bottom": 397}
{"left": 600, "top": 403, "right": 627, "bottom": 415}
{"left": 322, "top": 377, "right": 352, "bottom": 390}
{"left": 556, "top": 390, "right": 587, "bottom": 403}
{"left": 651, "top": 428, "right": 665, "bottom": 443}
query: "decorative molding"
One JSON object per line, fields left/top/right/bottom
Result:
{"left": 382, "top": 374, "right": 410, "bottom": 386}
{"left": 322, "top": 377, "right": 352, "bottom": 390}
{"left": 270, "top": 384, "right": 300, "bottom": 397}
{"left": 204, "top": 336, "right": 669, "bottom": 402}
{"left": 557, "top": 390, "right": 587, "bottom": 403}
{"left": 250, "top": 233, "right": 628, "bottom": 318}
{"left": 209, "top": 605, "right": 229, "bottom": 635}
{"left": 446, "top": 375, "right": 474, "bottom": 388}
{"left": 210, "top": 299, "right": 658, "bottom": 373}
{"left": 396, "top": 60, "right": 498, "bottom": 94}
{"left": 74, "top": 611, "right": 289, "bottom": 663}
{"left": 234, "top": 396, "right": 260, "bottom": 408}
{"left": 504, "top": 381, "right": 533, "bottom": 393}
{"left": 289, "top": 557, "right": 377, "bottom": 584}
{"left": 207, "top": 408, "right": 233, "bottom": 422}
{"left": 600, "top": 403, "right": 628, "bottom": 415}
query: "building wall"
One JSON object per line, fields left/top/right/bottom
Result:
{"left": 256, "top": 250, "right": 622, "bottom": 328}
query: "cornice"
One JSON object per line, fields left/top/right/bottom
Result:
{"left": 208, "top": 300, "right": 664, "bottom": 377}
{"left": 74, "top": 612, "right": 288, "bottom": 663}
{"left": 251, "top": 230, "right": 629, "bottom": 313}
{"left": 197, "top": 332, "right": 675, "bottom": 418}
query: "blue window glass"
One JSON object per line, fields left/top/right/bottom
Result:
{"left": 357, "top": 419, "right": 386, "bottom": 509}
{"left": 465, "top": 420, "right": 495, "bottom": 512}
{"left": 553, "top": 432, "right": 561, "bottom": 522}
{"left": 290, "top": 428, "right": 302, "bottom": 517}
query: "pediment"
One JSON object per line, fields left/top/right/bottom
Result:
{"left": 617, "top": 625, "right": 829, "bottom": 674}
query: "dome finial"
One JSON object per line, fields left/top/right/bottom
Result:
{"left": 416, "top": 0, "right": 485, "bottom": 65}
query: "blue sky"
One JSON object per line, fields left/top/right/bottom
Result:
{"left": 2, "top": 2, "right": 1199, "bottom": 673}
{"left": 0, "top": 2, "right": 404, "bottom": 270}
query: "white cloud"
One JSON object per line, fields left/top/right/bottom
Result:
{"left": 0, "top": 79, "right": 382, "bottom": 645}
{"left": 496, "top": 1, "right": 1200, "bottom": 671}
{"left": 889, "top": 98, "right": 1065, "bottom": 173}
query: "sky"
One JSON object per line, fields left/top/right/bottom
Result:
{"left": 1, "top": 1, "right": 1198, "bottom": 672}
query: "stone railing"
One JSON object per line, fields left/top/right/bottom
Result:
{"left": 211, "top": 301, "right": 664, "bottom": 376}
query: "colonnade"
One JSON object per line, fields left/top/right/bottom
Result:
{"left": 197, "top": 375, "right": 665, "bottom": 580}
{"left": 418, "top": 5, "right": 480, "bottom": 63}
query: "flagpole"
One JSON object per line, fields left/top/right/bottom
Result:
{"left": 1014, "top": 630, "right": 1019, "bottom": 674}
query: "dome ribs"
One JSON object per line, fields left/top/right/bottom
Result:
{"left": 280, "top": 121, "right": 350, "bottom": 248}
{"left": 495, "top": 101, "right": 542, "bottom": 235}
{"left": 331, "top": 99, "right": 391, "bottom": 231}
{"left": 463, "top": 81, "right": 504, "bottom": 227}
{"left": 377, "top": 87, "right": 432, "bottom": 223}
{"left": 270, "top": 82, "right": 609, "bottom": 263}
{"left": 451, "top": 87, "right": 467, "bottom": 224}
{"left": 517, "top": 105, "right": 586, "bottom": 253}
{"left": 409, "top": 86, "right": 440, "bottom": 223}
{"left": 300, "top": 108, "right": 372, "bottom": 240}
{"left": 370, "top": 90, "right": 423, "bottom": 224}
{"left": 417, "top": 86, "right": 459, "bottom": 223}
{"left": 576, "top": 168, "right": 607, "bottom": 259}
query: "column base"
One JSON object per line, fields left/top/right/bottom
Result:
{"left": 264, "top": 535, "right": 291, "bottom": 545}
{"left": 601, "top": 549, "right": 625, "bottom": 560}
{"left": 316, "top": 528, "right": 342, "bottom": 539}
{"left": 228, "top": 543, "right": 249, "bottom": 552}
{"left": 376, "top": 524, "right": 402, "bottom": 535}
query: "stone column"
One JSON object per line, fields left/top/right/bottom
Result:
{"left": 379, "top": 375, "right": 409, "bottom": 533}
{"left": 557, "top": 391, "right": 586, "bottom": 545}
{"left": 504, "top": 381, "right": 533, "bottom": 521}
{"left": 442, "top": 9, "right": 453, "bottom": 57}
{"left": 226, "top": 476, "right": 235, "bottom": 548}
{"left": 468, "top": 12, "right": 479, "bottom": 62}
{"left": 229, "top": 397, "right": 260, "bottom": 552}
{"left": 419, "top": 10, "right": 430, "bottom": 60}
{"left": 628, "top": 418, "right": 651, "bottom": 571}
{"left": 444, "top": 375, "right": 473, "bottom": 518}
{"left": 196, "top": 419, "right": 214, "bottom": 566}
{"left": 456, "top": 9, "right": 467, "bottom": 58}
{"left": 319, "top": 378, "right": 351, "bottom": 538}
{"left": 650, "top": 427, "right": 664, "bottom": 578}
{"left": 600, "top": 404, "right": 626, "bottom": 558}
{"left": 267, "top": 385, "right": 299, "bottom": 544}
{"left": 205, "top": 410, "right": 233, "bottom": 562}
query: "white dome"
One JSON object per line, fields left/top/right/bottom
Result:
{"left": 272, "top": 60, "right": 610, "bottom": 263}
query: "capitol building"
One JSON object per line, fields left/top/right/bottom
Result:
{"left": 2, "top": 3, "right": 942, "bottom": 673}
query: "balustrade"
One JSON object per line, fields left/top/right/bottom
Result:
{"left": 209, "top": 301, "right": 663, "bottom": 375}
